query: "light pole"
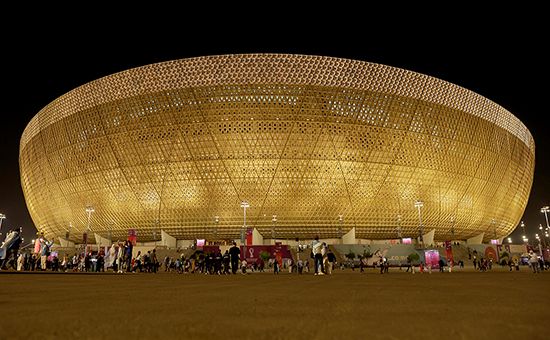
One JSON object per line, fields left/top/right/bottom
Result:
{"left": 539, "top": 224, "right": 547, "bottom": 247}
{"left": 491, "top": 218, "right": 497, "bottom": 240}
{"left": 86, "top": 206, "right": 95, "bottom": 231}
{"left": 338, "top": 215, "right": 343, "bottom": 242}
{"left": 214, "top": 216, "right": 219, "bottom": 241}
{"left": 541, "top": 206, "right": 550, "bottom": 243}
{"left": 396, "top": 214, "right": 402, "bottom": 239}
{"left": 240, "top": 201, "right": 249, "bottom": 245}
{"left": 414, "top": 200, "right": 424, "bottom": 247}
{"left": 85, "top": 206, "right": 95, "bottom": 254}
{"left": 66, "top": 222, "right": 72, "bottom": 241}
{"left": 522, "top": 221, "right": 528, "bottom": 245}
{"left": 272, "top": 215, "right": 277, "bottom": 244}
{"left": 0, "top": 213, "right": 5, "bottom": 236}
{"left": 154, "top": 219, "right": 159, "bottom": 247}
{"left": 536, "top": 234, "right": 543, "bottom": 259}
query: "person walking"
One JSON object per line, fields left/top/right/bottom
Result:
{"left": 311, "top": 236, "right": 324, "bottom": 275}
{"left": 151, "top": 249, "right": 158, "bottom": 273}
{"left": 40, "top": 238, "right": 53, "bottom": 271}
{"left": 229, "top": 242, "right": 240, "bottom": 274}
{"left": 529, "top": 251, "right": 539, "bottom": 273}
{"left": 327, "top": 248, "right": 336, "bottom": 275}
{"left": 273, "top": 257, "right": 279, "bottom": 274}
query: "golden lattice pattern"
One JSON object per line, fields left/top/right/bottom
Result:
{"left": 19, "top": 54, "right": 534, "bottom": 242}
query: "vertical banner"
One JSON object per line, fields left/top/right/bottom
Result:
{"left": 246, "top": 228, "right": 253, "bottom": 246}
{"left": 83, "top": 232, "right": 88, "bottom": 244}
{"left": 424, "top": 250, "right": 440, "bottom": 269}
{"left": 34, "top": 238, "right": 41, "bottom": 254}
{"left": 128, "top": 229, "right": 137, "bottom": 246}
{"left": 484, "top": 246, "right": 497, "bottom": 261}
{"left": 445, "top": 240, "right": 454, "bottom": 267}
{"left": 496, "top": 244, "right": 511, "bottom": 263}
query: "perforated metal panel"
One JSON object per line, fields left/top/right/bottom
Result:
{"left": 19, "top": 54, "right": 534, "bottom": 242}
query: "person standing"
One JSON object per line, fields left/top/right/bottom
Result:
{"left": 223, "top": 250, "right": 231, "bottom": 274}
{"left": 17, "top": 254, "right": 24, "bottom": 271}
{"left": 287, "top": 258, "right": 293, "bottom": 273}
{"left": 40, "top": 238, "right": 52, "bottom": 271}
{"left": 327, "top": 248, "right": 336, "bottom": 275}
{"left": 229, "top": 242, "right": 240, "bottom": 274}
{"left": 151, "top": 249, "right": 158, "bottom": 273}
{"left": 529, "top": 251, "right": 539, "bottom": 273}
{"left": 125, "top": 240, "right": 133, "bottom": 272}
{"left": 273, "top": 257, "right": 279, "bottom": 274}
{"left": 117, "top": 243, "right": 125, "bottom": 273}
{"left": 311, "top": 236, "right": 324, "bottom": 275}
{"left": 321, "top": 243, "right": 328, "bottom": 274}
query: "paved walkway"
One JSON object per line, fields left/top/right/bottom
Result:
{"left": 0, "top": 270, "right": 548, "bottom": 339}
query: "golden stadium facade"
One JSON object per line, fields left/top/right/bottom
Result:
{"left": 20, "top": 54, "right": 535, "bottom": 243}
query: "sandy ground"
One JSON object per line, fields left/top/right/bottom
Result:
{"left": 0, "top": 268, "right": 548, "bottom": 340}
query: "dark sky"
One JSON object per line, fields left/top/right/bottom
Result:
{"left": 0, "top": 17, "right": 547, "bottom": 244}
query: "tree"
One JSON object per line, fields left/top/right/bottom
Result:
{"left": 260, "top": 251, "right": 270, "bottom": 262}
{"left": 407, "top": 252, "right": 420, "bottom": 264}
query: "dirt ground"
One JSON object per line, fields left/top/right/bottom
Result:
{"left": 0, "top": 268, "right": 548, "bottom": 340}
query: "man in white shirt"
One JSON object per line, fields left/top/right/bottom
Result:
{"left": 311, "top": 236, "right": 324, "bottom": 275}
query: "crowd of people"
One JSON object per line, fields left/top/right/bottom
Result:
{"left": 3, "top": 230, "right": 549, "bottom": 275}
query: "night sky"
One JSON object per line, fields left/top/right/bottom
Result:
{"left": 1, "top": 19, "right": 547, "bottom": 244}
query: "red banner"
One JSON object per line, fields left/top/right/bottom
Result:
{"left": 484, "top": 246, "right": 497, "bottom": 261}
{"left": 496, "top": 244, "right": 511, "bottom": 262}
{"left": 128, "top": 229, "right": 137, "bottom": 246}
{"left": 424, "top": 250, "right": 440, "bottom": 269}
{"left": 445, "top": 241, "right": 454, "bottom": 266}
{"left": 240, "top": 245, "right": 292, "bottom": 263}
{"left": 246, "top": 228, "right": 253, "bottom": 246}
{"left": 201, "top": 245, "right": 220, "bottom": 254}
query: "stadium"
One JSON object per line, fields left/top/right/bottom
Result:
{"left": 19, "top": 54, "right": 534, "bottom": 245}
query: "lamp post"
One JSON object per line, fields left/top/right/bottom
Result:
{"left": 522, "top": 221, "right": 528, "bottom": 245}
{"left": 66, "top": 222, "right": 72, "bottom": 241}
{"left": 214, "top": 216, "right": 219, "bottom": 241}
{"left": 539, "top": 225, "right": 546, "bottom": 247}
{"left": 272, "top": 215, "right": 277, "bottom": 244}
{"left": 414, "top": 200, "right": 424, "bottom": 247}
{"left": 396, "top": 214, "right": 402, "bottom": 239}
{"left": 240, "top": 201, "right": 249, "bottom": 245}
{"left": 86, "top": 206, "right": 95, "bottom": 231}
{"left": 536, "top": 234, "right": 543, "bottom": 259}
{"left": 491, "top": 218, "right": 497, "bottom": 240}
{"left": 0, "top": 213, "right": 5, "bottom": 236}
{"left": 154, "top": 219, "right": 159, "bottom": 247}
{"left": 85, "top": 206, "right": 94, "bottom": 254}
{"left": 541, "top": 207, "right": 550, "bottom": 247}
{"left": 338, "top": 215, "right": 344, "bottom": 243}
